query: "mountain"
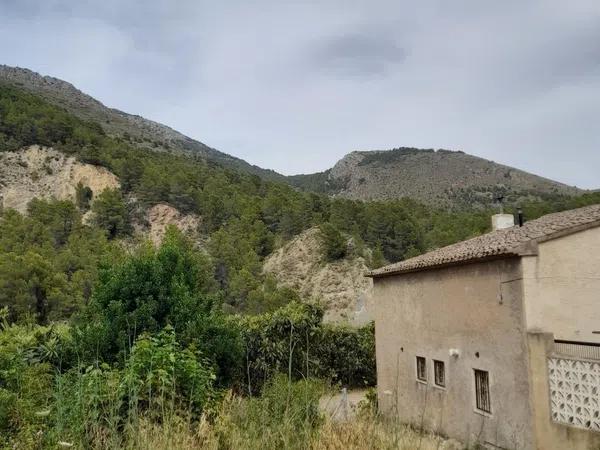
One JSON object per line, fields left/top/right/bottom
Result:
{"left": 0, "top": 65, "right": 285, "bottom": 182}
{"left": 0, "top": 65, "right": 585, "bottom": 209}
{"left": 289, "top": 148, "right": 583, "bottom": 208}
{"left": 1, "top": 65, "right": 599, "bottom": 327}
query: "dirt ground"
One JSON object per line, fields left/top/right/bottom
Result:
{"left": 319, "top": 388, "right": 369, "bottom": 421}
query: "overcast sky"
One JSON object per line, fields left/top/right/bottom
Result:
{"left": 1, "top": 0, "right": 599, "bottom": 188}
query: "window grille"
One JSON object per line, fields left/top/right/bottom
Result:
{"left": 434, "top": 360, "right": 445, "bottom": 387}
{"left": 416, "top": 356, "right": 427, "bottom": 382}
{"left": 474, "top": 369, "right": 491, "bottom": 413}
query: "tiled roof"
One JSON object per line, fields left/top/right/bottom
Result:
{"left": 367, "top": 204, "right": 600, "bottom": 278}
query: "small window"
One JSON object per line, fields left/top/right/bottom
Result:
{"left": 416, "top": 356, "right": 427, "bottom": 382}
{"left": 474, "top": 369, "right": 491, "bottom": 413}
{"left": 434, "top": 360, "right": 445, "bottom": 387}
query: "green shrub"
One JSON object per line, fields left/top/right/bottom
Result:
{"left": 75, "top": 182, "right": 93, "bottom": 211}
{"left": 313, "top": 322, "right": 376, "bottom": 387}
{"left": 0, "top": 320, "right": 56, "bottom": 446}
{"left": 232, "top": 302, "right": 376, "bottom": 395}
{"left": 91, "top": 188, "right": 130, "bottom": 239}
{"left": 319, "top": 222, "right": 347, "bottom": 261}
{"left": 126, "top": 326, "right": 216, "bottom": 415}
{"left": 76, "top": 228, "right": 243, "bottom": 385}
{"left": 50, "top": 327, "right": 217, "bottom": 448}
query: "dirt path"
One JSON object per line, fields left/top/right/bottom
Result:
{"left": 319, "top": 388, "right": 368, "bottom": 421}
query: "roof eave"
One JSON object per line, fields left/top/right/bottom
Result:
{"left": 366, "top": 252, "right": 522, "bottom": 279}
{"left": 366, "top": 214, "right": 600, "bottom": 280}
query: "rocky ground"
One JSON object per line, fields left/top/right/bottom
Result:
{"left": 0, "top": 145, "right": 119, "bottom": 214}
{"left": 143, "top": 203, "right": 202, "bottom": 245}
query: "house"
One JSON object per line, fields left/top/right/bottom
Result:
{"left": 367, "top": 204, "right": 600, "bottom": 450}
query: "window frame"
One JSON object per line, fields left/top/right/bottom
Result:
{"left": 474, "top": 369, "right": 492, "bottom": 414}
{"left": 433, "top": 360, "right": 446, "bottom": 388}
{"left": 416, "top": 356, "right": 427, "bottom": 383}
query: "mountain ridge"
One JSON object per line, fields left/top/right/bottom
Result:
{"left": 0, "top": 65, "right": 286, "bottom": 182}
{"left": 0, "top": 65, "right": 585, "bottom": 207}
{"left": 288, "top": 147, "right": 583, "bottom": 208}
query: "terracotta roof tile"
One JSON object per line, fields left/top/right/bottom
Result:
{"left": 367, "top": 203, "right": 600, "bottom": 278}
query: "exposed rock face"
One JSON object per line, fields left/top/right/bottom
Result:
{"left": 263, "top": 227, "right": 373, "bottom": 324}
{"left": 0, "top": 146, "right": 119, "bottom": 213}
{"left": 145, "top": 203, "right": 201, "bottom": 245}
{"left": 291, "top": 148, "right": 583, "bottom": 208}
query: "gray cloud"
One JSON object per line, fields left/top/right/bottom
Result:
{"left": 0, "top": 0, "right": 598, "bottom": 189}
{"left": 309, "top": 32, "right": 405, "bottom": 76}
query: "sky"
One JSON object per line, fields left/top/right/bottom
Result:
{"left": 1, "top": 0, "right": 599, "bottom": 189}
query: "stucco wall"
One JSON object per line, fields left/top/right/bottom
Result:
{"left": 522, "top": 226, "right": 600, "bottom": 344}
{"left": 373, "top": 258, "right": 534, "bottom": 449}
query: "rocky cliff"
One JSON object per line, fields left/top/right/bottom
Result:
{"left": 0, "top": 145, "right": 120, "bottom": 213}
{"left": 263, "top": 227, "right": 373, "bottom": 324}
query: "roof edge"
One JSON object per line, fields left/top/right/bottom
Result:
{"left": 366, "top": 216, "right": 600, "bottom": 279}
{"left": 533, "top": 218, "right": 600, "bottom": 246}
{"left": 366, "top": 252, "right": 521, "bottom": 278}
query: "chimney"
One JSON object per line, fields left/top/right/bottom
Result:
{"left": 492, "top": 214, "right": 515, "bottom": 231}
{"left": 517, "top": 208, "right": 524, "bottom": 227}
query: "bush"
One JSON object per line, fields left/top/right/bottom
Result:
{"left": 46, "top": 327, "right": 217, "bottom": 448}
{"left": 76, "top": 228, "right": 243, "bottom": 385}
{"left": 319, "top": 222, "right": 347, "bottom": 261}
{"left": 75, "top": 182, "right": 93, "bottom": 211}
{"left": 313, "top": 322, "right": 376, "bottom": 387}
{"left": 125, "top": 326, "right": 217, "bottom": 414}
{"left": 0, "top": 319, "right": 56, "bottom": 446}
{"left": 91, "top": 188, "right": 130, "bottom": 239}
{"left": 232, "top": 302, "right": 376, "bottom": 395}
{"left": 232, "top": 302, "right": 322, "bottom": 394}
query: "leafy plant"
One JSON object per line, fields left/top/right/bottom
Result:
{"left": 91, "top": 188, "right": 130, "bottom": 239}
{"left": 319, "top": 222, "right": 347, "bottom": 261}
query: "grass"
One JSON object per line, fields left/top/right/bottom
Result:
{"left": 69, "top": 407, "right": 451, "bottom": 450}
{"left": 2, "top": 369, "right": 455, "bottom": 450}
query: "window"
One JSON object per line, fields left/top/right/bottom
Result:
{"left": 416, "top": 356, "right": 427, "bottom": 382}
{"left": 434, "top": 360, "right": 445, "bottom": 387}
{"left": 474, "top": 369, "right": 491, "bottom": 413}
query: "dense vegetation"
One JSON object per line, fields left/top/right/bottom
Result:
{"left": 1, "top": 82, "right": 599, "bottom": 448}
{"left": 0, "top": 82, "right": 516, "bottom": 311}
{"left": 0, "top": 199, "right": 120, "bottom": 324}
{"left": 0, "top": 230, "right": 375, "bottom": 447}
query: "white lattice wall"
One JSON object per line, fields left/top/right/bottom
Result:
{"left": 548, "top": 357, "right": 600, "bottom": 431}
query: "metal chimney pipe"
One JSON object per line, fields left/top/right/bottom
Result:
{"left": 517, "top": 208, "right": 524, "bottom": 227}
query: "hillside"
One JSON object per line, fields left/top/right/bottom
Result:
{"left": 289, "top": 148, "right": 583, "bottom": 208}
{"left": 1, "top": 66, "right": 587, "bottom": 209}
{"left": 2, "top": 69, "right": 599, "bottom": 327}
{"left": 0, "top": 65, "right": 285, "bottom": 182}
{"left": 263, "top": 227, "right": 373, "bottom": 324}
{"left": 0, "top": 145, "right": 119, "bottom": 214}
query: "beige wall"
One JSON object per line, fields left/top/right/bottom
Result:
{"left": 374, "top": 258, "right": 535, "bottom": 449}
{"left": 522, "top": 226, "right": 600, "bottom": 344}
{"left": 527, "top": 333, "right": 600, "bottom": 450}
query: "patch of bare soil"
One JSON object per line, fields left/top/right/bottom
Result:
{"left": 263, "top": 227, "right": 373, "bottom": 324}
{"left": 0, "top": 145, "right": 119, "bottom": 213}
